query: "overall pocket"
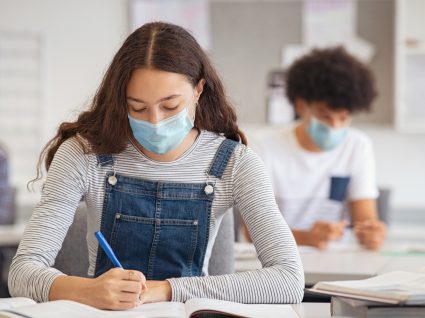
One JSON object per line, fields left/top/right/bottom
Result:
{"left": 110, "top": 212, "right": 198, "bottom": 280}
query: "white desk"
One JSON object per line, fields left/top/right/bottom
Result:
{"left": 235, "top": 225, "right": 425, "bottom": 286}
{"left": 235, "top": 242, "right": 389, "bottom": 285}
{"left": 291, "top": 303, "right": 332, "bottom": 318}
{"left": 2, "top": 222, "right": 425, "bottom": 285}
{"left": 0, "top": 224, "right": 25, "bottom": 247}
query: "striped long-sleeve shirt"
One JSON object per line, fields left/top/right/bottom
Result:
{"left": 8, "top": 130, "right": 304, "bottom": 303}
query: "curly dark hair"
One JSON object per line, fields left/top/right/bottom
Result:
{"left": 285, "top": 46, "right": 377, "bottom": 113}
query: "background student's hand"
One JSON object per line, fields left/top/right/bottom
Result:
{"left": 139, "top": 280, "right": 172, "bottom": 304}
{"left": 86, "top": 268, "right": 147, "bottom": 310}
{"left": 305, "top": 221, "right": 346, "bottom": 249}
{"left": 354, "top": 219, "right": 386, "bottom": 250}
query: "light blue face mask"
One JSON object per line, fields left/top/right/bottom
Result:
{"left": 128, "top": 107, "right": 194, "bottom": 154}
{"left": 307, "top": 117, "right": 348, "bottom": 151}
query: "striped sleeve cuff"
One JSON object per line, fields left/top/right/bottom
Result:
{"left": 166, "top": 278, "right": 185, "bottom": 302}
{"left": 39, "top": 270, "right": 66, "bottom": 303}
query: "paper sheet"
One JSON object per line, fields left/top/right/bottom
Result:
{"left": 1, "top": 301, "right": 144, "bottom": 318}
{"left": 185, "top": 298, "right": 299, "bottom": 318}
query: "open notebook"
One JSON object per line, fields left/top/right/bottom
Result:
{"left": 308, "top": 270, "right": 425, "bottom": 305}
{"left": 0, "top": 297, "right": 298, "bottom": 318}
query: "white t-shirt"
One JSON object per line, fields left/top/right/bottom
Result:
{"left": 252, "top": 125, "right": 378, "bottom": 230}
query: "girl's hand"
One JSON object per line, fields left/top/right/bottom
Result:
{"left": 139, "top": 280, "right": 172, "bottom": 304}
{"left": 84, "top": 268, "right": 146, "bottom": 310}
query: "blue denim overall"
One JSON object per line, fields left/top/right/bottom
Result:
{"left": 94, "top": 139, "right": 238, "bottom": 280}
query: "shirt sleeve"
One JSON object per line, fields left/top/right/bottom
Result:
{"left": 347, "top": 134, "right": 379, "bottom": 201}
{"left": 167, "top": 147, "right": 304, "bottom": 304}
{"left": 8, "top": 138, "right": 90, "bottom": 302}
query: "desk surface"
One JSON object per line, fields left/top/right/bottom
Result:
{"left": 3, "top": 223, "right": 425, "bottom": 287}
{"left": 0, "top": 224, "right": 25, "bottom": 246}
{"left": 291, "top": 303, "right": 332, "bottom": 318}
{"left": 235, "top": 226, "right": 425, "bottom": 285}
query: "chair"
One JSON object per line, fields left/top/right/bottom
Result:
{"left": 54, "top": 204, "right": 235, "bottom": 277}
{"left": 0, "top": 187, "right": 16, "bottom": 225}
{"left": 377, "top": 187, "right": 392, "bottom": 225}
{"left": 54, "top": 204, "right": 89, "bottom": 277}
{"left": 208, "top": 210, "right": 235, "bottom": 275}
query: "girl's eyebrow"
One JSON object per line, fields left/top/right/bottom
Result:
{"left": 126, "top": 94, "right": 181, "bottom": 104}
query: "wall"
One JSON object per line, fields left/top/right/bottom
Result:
{"left": 210, "top": 0, "right": 302, "bottom": 124}
{"left": 0, "top": 0, "right": 128, "bottom": 204}
{"left": 0, "top": 0, "right": 128, "bottom": 141}
{"left": 210, "top": 0, "right": 396, "bottom": 125}
{"left": 356, "top": 0, "right": 395, "bottom": 124}
{"left": 359, "top": 125, "right": 425, "bottom": 217}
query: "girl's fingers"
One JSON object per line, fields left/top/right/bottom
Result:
{"left": 122, "top": 270, "right": 148, "bottom": 292}
{"left": 120, "top": 280, "right": 141, "bottom": 293}
{"left": 117, "top": 291, "right": 140, "bottom": 303}
{"left": 122, "top": 270, "right": 144, "bottom": 282}
{"left": 116, "top": 301, "right": 140, "bottom": 311}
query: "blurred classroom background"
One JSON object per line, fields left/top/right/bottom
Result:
{"left": 0, "top": 0, "right": 424, "bottom": 298}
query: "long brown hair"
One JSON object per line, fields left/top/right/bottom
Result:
{"left": 32, "top": 22, "right": 246, "bottom": 184}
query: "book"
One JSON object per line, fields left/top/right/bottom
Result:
{"left": 0, "top": 297, "right": 299, "bottom": 318}
{"left": 0, "top": 299, "right": 141, "bottom": 318}
{"left": 331, "top": 296, "right": 425, "bottom": 318}
{"left": 0, "top": 298, "right": 37, "bottom": 310}
{"left": 308, "top": 271, "right": 425, "bottom": 305}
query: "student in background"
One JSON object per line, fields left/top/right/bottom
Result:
{"left": 251, "top": 47, "right": 386, "bottom": 250}
{"left": 9, "top": 22, "right": 303, "bottom": 310}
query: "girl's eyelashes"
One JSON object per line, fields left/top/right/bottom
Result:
{"left": 132, "top": 107, "right": 147, "bottom": 112}
{"left": 163, "top": 105, "right": 180, "bottom": 111}
{"left": 129, "top": 104, "right": 180, "bottom": 113}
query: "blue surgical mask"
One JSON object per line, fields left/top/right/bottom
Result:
{"left": 128, "top": 108, "right": 194, "bottom": 154}
{"left": 307, "top": 117, "right": 348, "bottom": 151}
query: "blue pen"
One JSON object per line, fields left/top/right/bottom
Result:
{"left": 95, "top": 231, "right": 123, "bottom": 268}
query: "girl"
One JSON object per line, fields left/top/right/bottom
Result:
{"left": 9, "top": 22, "right": 303, "bottom": 310}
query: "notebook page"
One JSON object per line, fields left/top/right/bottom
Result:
{"left": 0, "top": 300, "right": 146, "bottom": 318}
{"left": 128, "top": 302, "right": 186, "bottom": 318}
{"left": 185, "top": 298, "right": 299, "bottom": 318}
{"left": 0, "top": 298, "right": 36, "bottom": 310}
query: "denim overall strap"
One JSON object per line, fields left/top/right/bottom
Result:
{"left": 97, "top": 154, "right": 114, "bottom": 167}
{"left": 94, "top": 139, "right": 239, "bottom": 280}
{"left": 207, "top": 139, "right": 239, "bottom": 178}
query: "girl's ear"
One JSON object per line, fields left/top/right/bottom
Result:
{"left": 195, "top": 79, "right": 206, "bottom": 102}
